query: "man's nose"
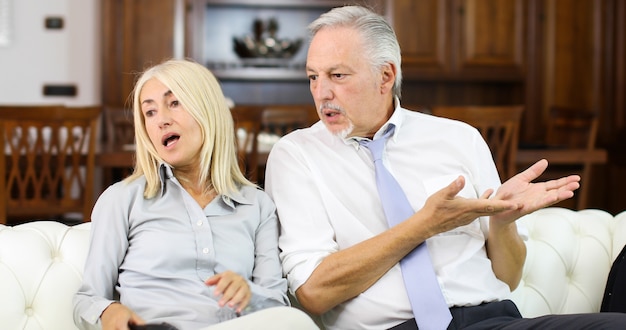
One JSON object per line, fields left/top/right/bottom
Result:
{"left": 311, "top": 77, "right": 333, "bottom": 100}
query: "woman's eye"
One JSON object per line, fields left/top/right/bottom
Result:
{"left": 144, "top": 110, "right": 155, "bottom": 117}
{"left": 170, "top": 100, "right": 179, "bottom": 107}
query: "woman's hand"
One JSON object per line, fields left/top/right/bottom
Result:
{"left": 205, "top": 270, "right": 252, "bottom": 313}
{"left": 101, "top": 302, "right": 145, "bottom": 330}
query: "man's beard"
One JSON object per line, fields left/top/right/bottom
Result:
{"left": 319, "top": 102, "right": 354, "bottom": 138}
{"left": 334, "top": 121, "right": 354, "bottom": 139}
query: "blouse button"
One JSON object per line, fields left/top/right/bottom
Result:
{"left": 202, "top": 247, "right": 210, "bottom": 254}
{"left": 197, "top": 220, "right": 203, "bottom": 226}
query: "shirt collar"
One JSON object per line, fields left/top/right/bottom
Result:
{"left": 222, "top": 187, "right": 252, "bottom": 208}
{"left": 158, "top": 162, "right": 173, "bottom": 196}
{"left": 157, "top": 162, "right": 252, "bottom": 208}
{"left": 378, "top": 97, "right": 404, "bottom": 143}
{"left": 347, "top": 97, "right": 405, "bottom": 147}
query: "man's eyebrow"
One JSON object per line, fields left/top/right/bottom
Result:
{"left": 306, "top": 65, "right": 341, "bottom": 73}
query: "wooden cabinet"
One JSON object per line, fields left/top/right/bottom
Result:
{"left": 456, "top": 0, "right": 526, "bottom": 79}
{"left": 97, "top": 0, "right": 625, "bottom": 211}
{"left": 541, "top": 0, "right": 607, "bottom": 125}
{"left": 102, "top": 0, "right": 182, "bottom": 106}
{"left": 522, "top": 0, "right": 610, "bottom": 143}
{"left": 391, "top": 0, "right": 449, "bottom": 77}
{"left": 391, "top": 0, "right": 526, "bottom": 81}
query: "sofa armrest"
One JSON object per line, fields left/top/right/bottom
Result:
{"left": 0, "top": 221, "right": 91, "bottom": 330}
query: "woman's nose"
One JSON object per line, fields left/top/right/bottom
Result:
{"left": 157, "top": 108, "right": 172, "bottom": 128}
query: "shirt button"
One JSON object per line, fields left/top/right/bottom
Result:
{"left": 197, "top": 220, "right": 203, "bottom": 226}
{"left": 202, "top": 247, "right": 209, "bottom": 254}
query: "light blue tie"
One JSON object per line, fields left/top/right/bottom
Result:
{"left": 360, "top": 126, "right": 452, "bottom": 330}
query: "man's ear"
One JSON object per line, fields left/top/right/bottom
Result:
{"left": 380, "top": 62, "right": 396, "bottom": 94}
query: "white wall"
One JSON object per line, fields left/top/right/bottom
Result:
{"left": 0, "top": 0, "right": 100, "bottom": 106}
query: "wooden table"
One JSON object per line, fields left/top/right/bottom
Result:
{"left": 97, "top": 143, "right": 135, "bottom": 168}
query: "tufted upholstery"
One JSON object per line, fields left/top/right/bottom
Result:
{"left": 511, "top": 208, "right": 626, "bottom": 316}
{"left": 0, "top": 208, "right": 625, "bottom": 330}
{"left": 0, "top": 221, "right": 90, "bottom": 330}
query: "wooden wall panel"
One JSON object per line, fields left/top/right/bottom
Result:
{"left": 613, "top": 0, "right": 626, "bottom": 133}
{"left": 98, "top": 0, "right": 625, "bottom": 211}
{"left": 520, "top": 0, "right": 543, "bottom": 144}
{"left": 543, "top": 0, "right": 604, "bottom": 115}
{"left": 102, "top": 0, "right": 176, "bottom": 107}
{"left": 401, "top": 81, "right": 524, "bottom": 109}
{"left": 456, "top": 0, "right": 525, "bottom": 72}
{"left": 606, "top": 0, "right": 626, "bottom": 214}
{"left": 393, "top": 0, "right": 449, "bottom": 73}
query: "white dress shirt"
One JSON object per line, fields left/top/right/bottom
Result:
{"left": 265, "top": 103, "right": 525, "bottom": 330}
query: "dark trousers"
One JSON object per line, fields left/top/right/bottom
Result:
{"left": 389, "top": 300, "right": 626, "bottom": 330}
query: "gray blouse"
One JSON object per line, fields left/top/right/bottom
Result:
{"left": 73, "top": 164, "right": 288, "bottom": 330}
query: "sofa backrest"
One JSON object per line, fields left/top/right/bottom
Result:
{"left": 1, "top": 208, "right": 626, "bottom": 329}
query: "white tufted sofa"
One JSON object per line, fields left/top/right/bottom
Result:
{"left": 1, "top": 208, "right": 626, "bottom": 330}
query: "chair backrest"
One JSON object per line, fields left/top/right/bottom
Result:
{"left": 103, "top": 106, "right": 134, "bottom": 147}
{"left": 0, "top": 105, "right": 101, "bottom": 224}
{"left": 546, "top": 106, "right": 599, "bottom": 150}
{"left": 230, "top": 106, "right": 262, "bottom": 181}
{"left": 431, "top": 105, "right": 524, "bottom": 181}
{"left": 260, "top": 105, "right": 313, "bottom": 137}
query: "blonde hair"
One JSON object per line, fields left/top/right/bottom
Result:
{"left": 125, "top": 59, "right": 253, "bottom": 198}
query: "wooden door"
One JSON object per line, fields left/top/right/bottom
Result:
{"left": 542, "top": 0, "right": 606, "bottom": 116}
{"left": 391, "top": 0, "right": 451, "bottom": 79}
{"left": 102, "top": 0, "right": 179, "bottom": 107}
{"left": 453, "top": 0, "right": 526, "bottom": 79}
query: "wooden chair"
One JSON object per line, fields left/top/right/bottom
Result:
{"left": 230, "top": 106, "right": 262, "bottom": 182}
{"left": 101, "top": 106, "right": 135, "bottom": 188}
{"left": 257, "top": 105, "right": 314, "bottom": 185}
{"left": 0, "top": 105, "right": 101, "bottom": 224}
{"left": 517, "top": 106, "right": 607, "bottom": 209}
{"left": 260, "top": 105, "right": 312, "bottom": 137}
{"left": 431, "top": 105, "right": 524, "bottom": 181}
{"left": 104, "top": 106, "right": 134, "bottom": 147}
